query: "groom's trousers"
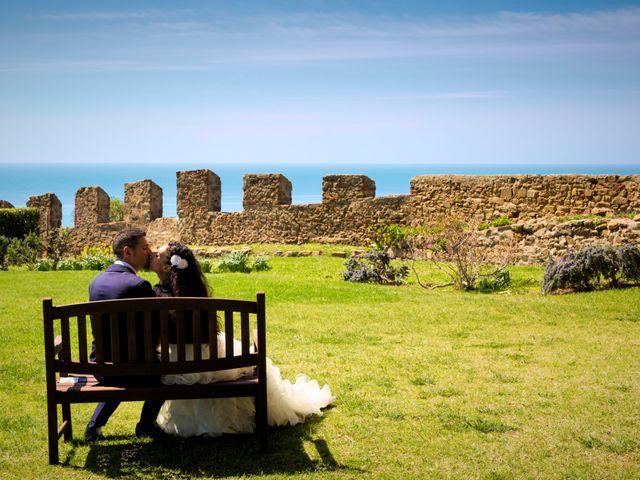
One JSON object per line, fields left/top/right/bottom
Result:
{"left": 89, "top": 375, "right": 164, "bottom": 429}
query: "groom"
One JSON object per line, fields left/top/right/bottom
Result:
{"left": 84, "top": 227, "right": 165, "bottom": 441}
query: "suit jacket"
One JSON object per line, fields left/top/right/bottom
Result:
{"left": 89, "top": 263, "right": 155, "bottom": 363}
{"left": 153, "top": 283, "right": 212, "bottom": 344}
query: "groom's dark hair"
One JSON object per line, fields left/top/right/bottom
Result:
{"left": 113, "top": 228, "right": 147, "bottom": 259}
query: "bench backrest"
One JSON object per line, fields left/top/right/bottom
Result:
{"left": 43, "top": 294, "right": 266, "bottom": 378}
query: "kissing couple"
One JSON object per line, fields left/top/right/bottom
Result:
{"left": 85, "top": 228, "right": 335, "bottom": 441}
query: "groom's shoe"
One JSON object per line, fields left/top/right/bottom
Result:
{"left": 135, "top": 422, "right": 166, "bottom": 439}
{"left": 84, "top": 422, "right": 103, "bottom": 442}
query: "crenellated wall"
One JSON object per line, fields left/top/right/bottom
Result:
{"left": 23, "top": 170, "right": 640, "bottom": 264}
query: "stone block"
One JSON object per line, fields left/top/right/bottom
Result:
{"left": 124, "top": 179, "right": 163, "bottom": 224}
{"left": 242, "top": 174, "right": 292, "bottom": 209}
{"left": 26, "top": 193, "right": 62, "bottom": 232}
{"left": 0, "top": 200, "right": 14, "bottom": 208}
{"left": 322, "top": 175, "right": 375, "bottom": 204}
{"left": 177, "top": 169, "right": 221, "bottom": 218}
{"left": 74, "top": 187, "right": 109, "bottom": 226}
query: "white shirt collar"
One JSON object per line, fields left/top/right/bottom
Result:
{"left": 114, "top": 259, "right": 137, "bottom": 273}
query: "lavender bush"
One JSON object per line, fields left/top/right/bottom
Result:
{"left": 542, "top": 244, "right": 640, "bottom": 293}
{"left": 343, "top": 249, "right": 409, "bottom": 285}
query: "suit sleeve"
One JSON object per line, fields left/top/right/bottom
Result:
{"left": 135, "top": 279, "right": 155, "bottom": 298}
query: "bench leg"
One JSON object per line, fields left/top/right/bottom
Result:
{"left": 62, "top": 403, "right": 72, "bottom": 441}
{"left": 255, "top": 394, "right": 268, "bottom": 453}
{"left": 47, "top": 399, "right": 59, "bottom": 465}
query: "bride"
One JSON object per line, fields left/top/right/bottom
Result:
{"left": 149, "top": 241, "right": 335, "bottom": 437}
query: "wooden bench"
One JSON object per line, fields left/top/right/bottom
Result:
{"left": 43, "top": 293, "right": 267, "bottom": 465}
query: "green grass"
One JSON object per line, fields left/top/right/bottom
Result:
{"left": 1, "top": 257, "right": 639, "bottom": 479}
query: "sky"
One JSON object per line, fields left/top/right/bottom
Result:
{"left": 1, "top": 0, "right": 639, "bottom": 166}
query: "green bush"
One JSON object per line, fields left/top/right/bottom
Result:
{"left": 477, "top": 270, "right": 511, "bottom": 292}
{"left": 0, "top": 235, "right": 10, "bottom": 270}
{"left": 217, "top": 250, "right": 252, "bottom": 273}
{"left": 58, "top": 258, "right": 84, "bottom": 271}
{"left": 0, "top": 208, "right": 39, "bottom": 238}
{"left": 5, "top": 232, "right": 40, "bottom": 267}
{"left": 33, "top": 259, "right": 54, "bottom": 271}
{"left": 252, "top": 255, "right": 271, "bottom": 272}
{"left": 490, "top": 216, "right": 512, "bottom": 228}
{"left": 198, "top": 258, "right": 216, "bottom": 273}
{"left": 109, "top": 197, "right": 124, "bottom": 222}
{"left": 80, "top": 255, "right": 112, "bottom": 271}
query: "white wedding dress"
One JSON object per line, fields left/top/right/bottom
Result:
{"left": 156, "top": 332, "right": 335, "bottom": 438}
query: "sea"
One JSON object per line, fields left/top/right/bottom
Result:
{"left": 2, "top": 163, "right": 639, "bottom": 227}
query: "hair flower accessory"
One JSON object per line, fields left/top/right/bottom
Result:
{"left": 170, "top": 254, "right": 189, "bottom": 270}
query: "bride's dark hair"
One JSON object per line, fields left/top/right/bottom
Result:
{"left": 163, "top": 241, "right": 210, "bottom": 298}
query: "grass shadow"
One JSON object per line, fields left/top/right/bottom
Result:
{"left": 65, "top": 417, "right": 363, "bottom": 479}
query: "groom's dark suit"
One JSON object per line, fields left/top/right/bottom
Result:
{"left": 87, "top": 263, "right": 163, "bottom": 434}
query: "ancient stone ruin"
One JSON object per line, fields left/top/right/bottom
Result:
{"left": 22, "top": 171, "right": 640, "bottom": 264}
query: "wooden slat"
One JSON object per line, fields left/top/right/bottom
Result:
{"left": 54, "top": 297, "right": 257, "bottom": 318}
{"left": 160, "top": 310, "right": 169, "bottom": 363}
{"left": 143, "top": 310, "right": 153, "bottom": 363}
{"left": 77, "top": 315, "right": 88, "bottom": 363}
{"left": 93, "top": 315, "right": 103, "bottom": 363}
{"left": 126, "top": 310, "right": 137, "bottom": 363}
{"left": 176, "top": 310, "right": 186, "bottom": 362}
{"left": 209, "top": 311, "right": 218, "bottom": 360}
{"left": 225, "top": 310, "right": 234, "bottom": 359}
{"left": 192, "top": 311, "right": 202, "bottom": 361}
{"left": 110, "top": 312, "right": 120, "bottom": 363}
{"left": 60, "top": 316, "right": 72, "bottom": 363}
{"left": 241, "top": 311, "right": 250, "bottom": 356}
{"left": 54, "top": 354, "right": 258, "bottom": 376}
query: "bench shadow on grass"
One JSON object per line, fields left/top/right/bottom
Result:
{"left": 64, "top": 416, "right": 362, "bottom": 478}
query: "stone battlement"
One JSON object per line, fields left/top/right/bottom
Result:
{"left": 16, "top": 171, "right": 640, "bottom": 264}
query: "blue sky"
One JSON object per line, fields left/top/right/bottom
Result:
{"left": 1, "top": 0, "right": 639, "bottom": 165}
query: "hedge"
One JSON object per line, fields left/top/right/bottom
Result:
{"left": 0, "top": 208, "right": 40, "bottom": 238}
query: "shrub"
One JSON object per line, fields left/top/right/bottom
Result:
{"left": 0, "top": 235, "right": 10, "bottom": 270}
{"left": 477, "top": 217, "right": 511, "bottom": 231}
{"left": 252, "top": 255, "right": 271, "bottom": 272}
{"left": 109, "top": 197, "right": 125, "bottom": 222}
{"left": 477, "top": 270, "right": 511, "bottom": 293}
{"left": 82, "top": 244, "right": 112, "bottom": 257}
{"left": 370, "top": 224, "right": 415, "bottom": 255}
{"left": 217, "top": 250, "right": 252, "bottom": 273}
{"left": 42, "top": 228, "right": 72, "bottom": 270}
{"left": 405, "top": 216, "right": 514, "bottom": 291}
{"left": 490, "top": 216, "right": 512, "bottom": 228}
{"left": 542, "top": 244, "right": 640, "bottom": 293}
{"left": 198, "top": 258, "right": 216, "bottom": 273}
{"left": 0, "top": 208, "right": 39, "bottom": 238}
{"left": 33, "top": 259, "right": 54, "bottom": 271}
{"left": 58, "top": 258, "right": 83, "bottom": 271}
{"left": 616, "top": 244, "right": 640, "bottom": 283}
{"left": 5, "top": 232, "right": 41, "bottom": 267}
{"left": 80, "top": 255, "right": 112, "bottom": 271}
{"left": 343, "top": 249, "right": 409, "bottom": 285}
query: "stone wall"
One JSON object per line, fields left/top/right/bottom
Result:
{"left": 243, "top": 174, "right": 292, "bottom": 209}
{"left": 26, "top": 193, "right": 62, "bottom": 232}
{"left": 23, "top": 171, "right": 640, "bottom": 264}
{"left": 75, "top": 186, "right": 109, "bottom": 227}
{"left": 124, "top": 179, "right": 162, "bottom": 225}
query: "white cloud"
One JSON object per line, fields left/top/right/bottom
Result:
{"left": 4, "top": 7, "right": 639, "bottom": 73}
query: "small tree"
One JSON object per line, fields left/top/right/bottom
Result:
{"left": 43, "top": 228, "right": 72, "bottom": 271}
{"left": 109, "top": 197, "right": 125, "bottom": 222}
{"left": 406, "top": 216, "right": 514, "bottom": 291}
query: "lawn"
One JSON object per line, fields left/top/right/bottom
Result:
{"left": 0, "top": 256, "right": 639, "bottom": 479}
